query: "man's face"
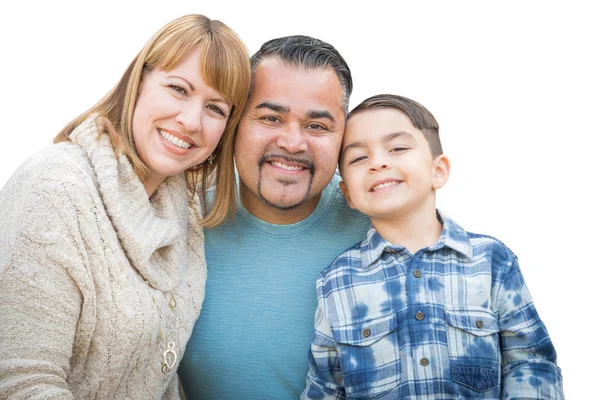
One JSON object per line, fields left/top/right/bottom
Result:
{"left": 234, "top": 57, "right": 346, "bottom": 223}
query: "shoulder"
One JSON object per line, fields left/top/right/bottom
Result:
{"left": 0, "top": 143, "right": 97, "bottom": 276}
{"left": 441, "top": 214, "right": 517, "bottom": 267}
{"left": 460, "top": 229, "right": 519, "bottom": 281}
{"left": 9, "top": 142, "right": 94, "bottom": 191}
{"left": 467, "top": 231, "right": 517, "bottom": 261}
{"left": 0, "top": 142, "right": 97, "bottom": 241}
{"left": 13, "top": 143, "right": 99, "bottom": 216}
{"left": 318, "top": 240, "right": 364, "bottom": 282}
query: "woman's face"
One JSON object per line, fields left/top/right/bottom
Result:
{"left": 132, "top": 48, "right": 231, "bottom": 194}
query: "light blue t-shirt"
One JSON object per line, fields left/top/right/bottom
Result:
{"left": 179, "top": 175, "right": 371, "bottom": 399}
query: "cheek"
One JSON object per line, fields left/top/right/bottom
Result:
{"left": 348, "top": 172, "right": 366, "bottom": 191}
{"left": 348, "top": 180, "right": 363, "bottom": 199}
{"left": 405, "top": 162, "right": 434, "bottom": 186}
{"left": 235, "top": 126, "right": 270, "bottom": 158}
{"left": 310, "top": 137, "right": 342, "bottom": 167}
{"left": 131, "top": 93, "right": 160, "bottom": 142}
{"left": 131, "top": 109, "right": 147, "bottom": 154}
{"left": 204, "top": 119, "right": 228, "bottom": 147}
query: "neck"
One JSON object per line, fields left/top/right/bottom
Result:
{"left": 239, "top": 184, "right": 321, "bottom": 225}
{"left": 143, "top": 174, "right": 164, "bottom": 198}
{"left": 371, "top": 203, "right": 442, "bottom": 254}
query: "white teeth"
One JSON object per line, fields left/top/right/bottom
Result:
{"left": 372, "top": 181, "right": 399, "bottom": 191}
{"left": 271, "top": 161, "right": 304, "bottom": 171}
{"left": 159, "top": 129, "right": 192, "bottom": 149}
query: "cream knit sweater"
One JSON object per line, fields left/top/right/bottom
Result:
{"left": 0, "top": 117, "right": 206, "bottom": 399}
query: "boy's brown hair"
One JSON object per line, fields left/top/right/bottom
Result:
{"left": 348, "top": 94, "right": 442, "bottom": 157}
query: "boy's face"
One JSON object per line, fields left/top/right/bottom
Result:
{"left": 339, "top": 108, "right": 449, "bottom": 220}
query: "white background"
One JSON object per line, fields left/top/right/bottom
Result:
{"left": 1, "top": 1, "right": 596, "bottom": 397}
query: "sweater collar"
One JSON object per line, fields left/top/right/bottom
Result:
{"left": 70, "top": 116, "right": 192, "bottom": 292}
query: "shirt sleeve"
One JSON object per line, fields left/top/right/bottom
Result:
{"left": 496, "top": 254, "right": 564, "bottom": 399}
{"left": 301, "top": 279, "right": 346, "bottom": 400}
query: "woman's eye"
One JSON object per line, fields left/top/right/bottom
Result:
{"left": 169, "top": 84, "right": 188, "bottom": 96}
{"left": 208, "top": 104, "right": 226, "bottom": 116}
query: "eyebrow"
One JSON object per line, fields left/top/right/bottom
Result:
{"left": 382, "top": 131, "right": 414, "bottom": 143}
{"left": 166, "top": 75, "right": 195, "bottom": 91}
{"left": 307, "top": 109, "right": 335, "bottom": 122}
{"left": 167, "top": 74, "right": 230, "bottom": 104}
{"left": 255, "top": 102, "right": 335, "bottom": 122}
{"left": 341, "top": 131, "right": 414, "bottom": 158}
{"left": 256, "top": 101, "right": 290, "bottom": 113}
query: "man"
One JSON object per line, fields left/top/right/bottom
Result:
{"left": 179, "top": 35, "right": 371, "bottom": 399}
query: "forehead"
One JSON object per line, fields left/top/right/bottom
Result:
{"left": 249, "top": 58, "right": 344, "bottom": 113}
{"left": 153, "top": 49, "right": 226, "bottom": 98}
{"left": 163, "top": 48, "right": 200, "bottom": 75}
{"left": 344, "top": 108, "right": 424, "bottom": 144}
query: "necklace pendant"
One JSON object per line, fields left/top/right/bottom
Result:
{"left": 162, "top": 341, "right": 177, "bottom": 375}
{"left": 169, "top": 295, "right": 177, "bottom": 310}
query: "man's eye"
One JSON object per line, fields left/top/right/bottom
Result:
{"left": 307, "top": 123, "right": 327, "bottom": 131}
{"left": 262, "top": 116, "right": 281, "bottom": 123}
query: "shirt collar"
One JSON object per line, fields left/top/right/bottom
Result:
{"left": 360, "top": 210, "right": 473, "bottom": 269}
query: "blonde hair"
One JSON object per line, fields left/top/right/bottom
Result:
{"left": 55, "top": 14, "right": 251, "bottom": 227}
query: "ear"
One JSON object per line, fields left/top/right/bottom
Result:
{"left": 339, "top": 180, "right": 356, "bottom": 209}
{"left": 431, "top": 154, "right": 450, "bottom": 190}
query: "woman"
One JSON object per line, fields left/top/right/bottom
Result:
{"left": 0, "top": 14, "right": 250, "bottom": 399}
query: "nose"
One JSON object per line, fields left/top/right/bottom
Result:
{"left": 176, "top": 101, "right": 202, "bottom": 133}
{"left": 276, "top": 123, "right": 308, "bottom": 154}
{"left": 369, "top": 153, "right": 390, "bottom": 172}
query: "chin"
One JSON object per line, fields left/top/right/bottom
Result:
{"left": 261, "top": 194, "right": 309, "bottom": 211}
{"left": 152, "top": 165, "right": 188, "bottom": 180}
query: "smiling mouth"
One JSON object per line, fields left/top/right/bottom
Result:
{"left": 259, "top": 155, "right": 315, "bottom": 174}
{"left": 158, "top": 128, "right": 193, "bottom": 149}
{"left": 371, "top": 181, "right": 401, "bottom": 192}
{"left": 270, "top": 161, "right": 305, "bottom": 171}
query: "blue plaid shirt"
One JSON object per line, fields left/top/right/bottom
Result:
{"left": 302, "top": 213, "right": 563, "bottom": 399}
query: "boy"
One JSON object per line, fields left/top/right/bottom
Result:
{"left": 301, "top": 94, "right": 564, "bottom": 399}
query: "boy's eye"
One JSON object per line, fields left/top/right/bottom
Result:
{"left": 349, "top": 155, "right": 367, "bottom": 165}
{"left": 391, "top": 147, "right": 408, "bottom": 153}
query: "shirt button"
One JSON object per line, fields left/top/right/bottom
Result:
{"left": 415, "top": 311, "right": 425, "bottom": 321}
{"left": 476, "top": 320, "right": 484, "bottom": 329}
{"left": 362, "top": 328, "right": 371, "bottom": 338}
{"left": 413, "top": 269, "right": 422, "bottom": 278}
{"left": 420, "top": 357, "right": 429, "bottom": 366}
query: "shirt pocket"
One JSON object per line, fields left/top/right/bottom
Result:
{"left": 445, "top": 306, "right": 500, "bottom": 392}
{"left": 331, "top": 312, "right": 401, "bottom": 399}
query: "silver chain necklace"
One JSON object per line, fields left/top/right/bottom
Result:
{"left": 145, "top": 280, "right": 179, "bottom": 376}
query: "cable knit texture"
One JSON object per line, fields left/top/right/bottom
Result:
{"left": 0, "top": 117, "right": 206, "bottom": 399}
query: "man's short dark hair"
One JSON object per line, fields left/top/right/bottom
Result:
{"left": 250, "top": 35, "right": 352, "bottom": 113}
